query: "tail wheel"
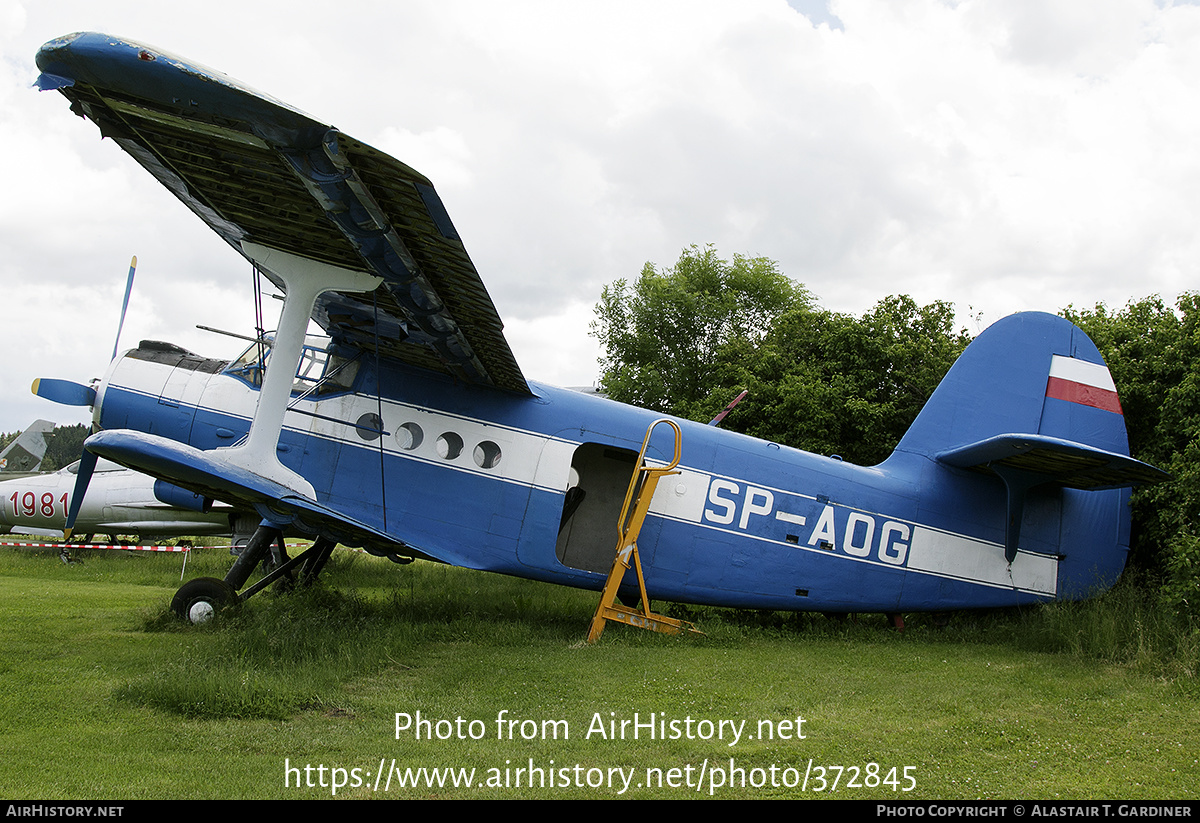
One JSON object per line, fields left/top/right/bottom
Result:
{"left": 172, "top": 577, "right": 236, "bottom": 624}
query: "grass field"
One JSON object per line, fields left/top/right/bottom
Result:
{"left": 0, "top": 542, "right": 1196, "bottom": 800}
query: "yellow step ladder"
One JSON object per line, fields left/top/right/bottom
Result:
{"left": 586, "top": 419, "right": 702, "bottom": 644}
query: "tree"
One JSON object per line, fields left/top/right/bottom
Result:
{"left": 591, "top": 247, "right": 971, "bottom": 465}
{"left": 42, "top": 424, "right": 89, "bottom": 472}
{"left": 591, "top": 245, "right": 810, "bottom": 419}
{"left": 1063, "top": 295, "right": 1200, "bottom": 615}
{"left": 732, "top": 295, "right": 971, "bottom": 465}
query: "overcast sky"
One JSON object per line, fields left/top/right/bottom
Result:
{"left": 2, "top": 0, "right": 1199, "bottom": 434}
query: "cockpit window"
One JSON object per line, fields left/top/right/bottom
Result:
{"left": 227, "top": 340, "right": 270, "bottom": 387}
{"left": 297, "top": 348, "right": 360, "bottom": 397}
{"left": 225, "top": 335, "right": 359, "bottom": 396}
{"left": 294, "top": 345, "right": 328, "bottom": 388}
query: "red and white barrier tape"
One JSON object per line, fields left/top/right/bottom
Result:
{"left": 2, "top": 540, "right": 195, "bottom": 552}
{"left": 1, "top": 541, "right": 312, "bottom": 552}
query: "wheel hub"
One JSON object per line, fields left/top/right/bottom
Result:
{"left": 188, "top": 600, "right": 215, "bottom": 624}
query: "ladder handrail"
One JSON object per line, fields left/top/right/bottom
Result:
{"left": 615, "top": 418, "right": 681, "bottom": 542}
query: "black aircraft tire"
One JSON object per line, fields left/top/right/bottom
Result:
{"left": 172, "top": 577, "right": 236, "bottom": 624}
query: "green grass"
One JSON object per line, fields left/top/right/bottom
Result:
{"left": 0, "top": 544, "right": 1196, "bottom": 799}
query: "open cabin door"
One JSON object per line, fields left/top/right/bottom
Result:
{"left": 555, "top": 442, "right": 644, "bottom": 573}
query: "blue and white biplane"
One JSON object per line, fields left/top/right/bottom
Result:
{"left": 31, "top": 33, "right": 1166, "bottom": 627}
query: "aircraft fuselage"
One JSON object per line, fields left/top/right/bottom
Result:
{"left": 92, "top": 338, "right": 1126, "bottom": 613}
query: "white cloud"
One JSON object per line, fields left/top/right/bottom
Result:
{"left": 3, "top": 0, "right": 1200, "bottom": 431}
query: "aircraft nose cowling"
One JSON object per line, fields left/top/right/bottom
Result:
{"left": 96, "top": 342, "right": 230, "bottom": 447}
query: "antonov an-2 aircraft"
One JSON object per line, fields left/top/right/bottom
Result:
{"left": 31, "top": 33, "right": 1166, "bottom": 626}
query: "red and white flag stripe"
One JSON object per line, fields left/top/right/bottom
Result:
{"left": 1045, "top": 355, "right": 1122, "bottom": 414}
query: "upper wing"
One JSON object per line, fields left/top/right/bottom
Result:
{"left": 36, "top": 32, "right": 529, "bottom": 394}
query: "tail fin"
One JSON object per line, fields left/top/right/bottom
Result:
{"left": 0, "top": 419, "right": 56, "bottom": 473}
{"left": 893, "top": 312, "right": 1165, "bottom": 563}
{"left": 898, "top": 312, "right": 1143, "bottom": 466}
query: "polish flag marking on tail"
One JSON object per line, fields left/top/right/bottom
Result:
{"left": 1045, "top": 355, "right": 1122, "bottom": 414}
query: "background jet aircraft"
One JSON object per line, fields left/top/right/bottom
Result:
{"left": 0, "top": 419, "right": 55, "bottom": 476}
{"left": 0, "top": 456, "right": 237, "bottom": 540}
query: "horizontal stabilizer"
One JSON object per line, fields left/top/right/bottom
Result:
{"left": 936, "top": 434, "right": 1168, "bottom": 490}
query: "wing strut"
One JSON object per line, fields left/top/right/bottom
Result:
{"left": 226, "top": 242, "right": 381, "bottom": 496}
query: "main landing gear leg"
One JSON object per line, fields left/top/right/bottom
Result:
{"left": 171, "top": 523, "right": 279, "bottom": 624}
{"left": 226, "top": 524, "right": 282, "bottom": 590}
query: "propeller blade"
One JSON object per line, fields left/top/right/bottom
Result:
{"left": 32, "top": 377, "right": 97, "bottom": 407}
{"left": 34, "top": 256, "right": 135, "bottom": 413}
{"left": 113, "top": 255, "right": 137, "bottom": 360}
{"left": 63, "top": 448, "right": 97, "bottom": 540}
